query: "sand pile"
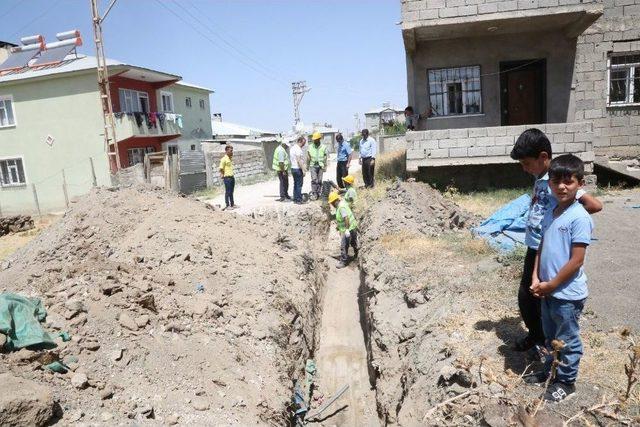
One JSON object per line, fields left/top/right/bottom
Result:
{"left": 0, "top": 186, "right": 328, "bottom": 425}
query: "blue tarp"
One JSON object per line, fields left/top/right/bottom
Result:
{"left": 473, "top": 194, "right": 531, "bottom": 252}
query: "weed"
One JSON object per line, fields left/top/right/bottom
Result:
{"left": 624, "top": 337, "right": 639, "bottom": 400}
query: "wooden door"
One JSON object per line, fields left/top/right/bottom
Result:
{"left": 501, "top": 60, "right": 545, "bottom": 126}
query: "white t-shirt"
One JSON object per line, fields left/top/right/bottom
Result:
{"left": 290, "top": 144, "right": 304, "bottom": 169}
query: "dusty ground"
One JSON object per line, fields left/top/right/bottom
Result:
{"left": 0, "top": 215, "right": 59, "bottom": 261}
{"left": 0, "top": 185, "right": 330, "bottom": 425}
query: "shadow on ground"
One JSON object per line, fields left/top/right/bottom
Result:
{"left": 475, "top": 316, "right": 534, "bottom": 374}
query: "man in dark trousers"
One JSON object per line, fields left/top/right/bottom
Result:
{"left": 335, "top": 133, "right": 353, "bottom": 189}
{"left": 272, "top": 139, "right": 291, "bottom": 202}
{"left": 358, "top": 129, "right": 377, "bottom": 188}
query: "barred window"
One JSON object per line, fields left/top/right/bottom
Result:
{"left": 0, "top": 157, "right": 26, "bottom": 186}
{"left": 427, "top": 66, "right": 482, "bottom": 116}
{"left": 608, "top": 53, "right": 640, "bottom": 106}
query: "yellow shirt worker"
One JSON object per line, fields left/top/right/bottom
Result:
{"left": 219, "top": 145, "right": 236, "bottom": 210}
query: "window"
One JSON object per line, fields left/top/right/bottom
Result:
{"left": 199, "top": 99, "right": 205, "bottom": 109}
{"left": 167, "top": 145, "right": 178, "bottom": 155}
{"left": 160, "top": 91, "right": 174, "bottom": 112}
{"left": 127, "top": 147, "right": 155, "bottom": 166}
{"left": 185, "top": 97, "right": 192, "bottom": 108}
{"left": 0, "top": 157, "right": 26, "bottom": 186}
{"left": 190, "top": 144, "right": 196, "bottom": 151}
{"left": 118, "top": 89, "right": 150, "bottom": 113}
{"left": 427, "top": 66, "right": 482, "bottom": 116}
{"left": 0, "top": 95, "right": 16, "bottom": 127}
{"left": 608, "top": 53, "right": 640, "bottom": 106}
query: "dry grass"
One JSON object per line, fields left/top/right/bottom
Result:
{"left": 0, "top": 215, "right": 59, "bottom": 261}
{"left": 446, "top": 187, "right": 529, "bottom": 218}
{"left": 353, "top": 150, "right": 407, "bottom": 214}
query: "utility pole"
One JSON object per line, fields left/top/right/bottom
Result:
{"left": 90, "top": 0, "right": 120, "bottom": 171}
{"left": 291, "top": 81, "right": 310, "bottom": 128}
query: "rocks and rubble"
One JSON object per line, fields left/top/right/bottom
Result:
{"left": 0, "top": 373, "right": 55, "bottom": 427}
{"left": 0, "top": 186, "right": 328, "bottom": 425}
{"left": 0, "top": 215, "right": 34, "bottom": 237}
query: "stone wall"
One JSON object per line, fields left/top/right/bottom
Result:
{"left": 574, "top": 0, "right": 640, "bottom": 151}
{"left": 401, "top": 0, "right": 601, "bottom": 27}
{"left": 405, "top": 123, "right": 595, "bottom": 171}
{"left": 202, "top": 144, "right": 267, "bottom": 187}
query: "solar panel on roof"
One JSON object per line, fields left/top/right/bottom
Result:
{"left": 29, "top": 43, "right": 77, "bottom": 67}
{"left": 0, "top": 49, "right": 40, "bottom": 72}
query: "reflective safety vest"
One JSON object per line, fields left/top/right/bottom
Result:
{"left": 344, "top": 187, "right": 357, "bottom": 207}
{"left": 308, "top": 143, "right": 327, "bottom": 168}
{"left": 335, "top": 199, "right": 358, "bottom": 232}
{"left": 272, "top": 145, "right": 290, "bottom": 171}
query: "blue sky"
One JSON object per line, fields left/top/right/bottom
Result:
{"left": 1, "top": 0, "right": 407, "bottom": 134}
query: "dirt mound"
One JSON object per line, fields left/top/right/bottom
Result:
{"left": 0, "top": 186, "right": 328, "bottom": 425}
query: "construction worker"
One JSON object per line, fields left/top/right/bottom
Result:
{"left": 272, "top": 139, "right": 291, "bottom": 202}
{"left": 328, "top": 191, "right": 358, "bottom": 269}
{"left": 342, "top": 175, "right": 357, "bottom": 208}
{"left": 307, "top": 131, "right": 328, "bottom": 201}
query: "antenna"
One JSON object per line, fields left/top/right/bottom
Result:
{"left": 291, "top": 81, "right": 310, "bottom": 127}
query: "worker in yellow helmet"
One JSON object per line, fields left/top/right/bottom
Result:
{"left": 328, "top": 191, "right": 358, "bottom": 268}
{"left": 341, "top": 175, "right": 357, "bottom": 208}
{"left": 307, "top": 131, "right": 328, "bottom": 201}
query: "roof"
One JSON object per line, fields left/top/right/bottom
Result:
{"left": 174, "top": 81, "right": 214, "bottom": 93}
{"left": 0, "top": 54, "right": 183, "bottom": 85}
{"left": 211, "top": 120, "right": 277, "bottom": 137}
{"left": 365, "top": 105, "right": 403, "bottom": 115}
{"left": 0, "top": 41, "right": 18, "bottom": 48}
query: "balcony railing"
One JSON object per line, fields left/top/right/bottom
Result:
{"left": 112, "top": 112, "right": 182, "bottom": 142}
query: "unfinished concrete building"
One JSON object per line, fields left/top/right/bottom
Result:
{"left": 401, "top": 0, "right": 640, "bottom": 187}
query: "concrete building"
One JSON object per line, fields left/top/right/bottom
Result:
{"left": 0, "top": 45, "right": 212, "bottom": 214}
{"left": 365, "top": 103, "right": 405, "bottom": 134}
{"left": 401, "top": 0, "right": 640, "bottom": 182}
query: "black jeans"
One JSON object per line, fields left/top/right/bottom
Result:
{"left": 362, "top": 157, "right": 375, "bottom": 188}
{"left": 336, "top": 161, "right": 349, "bottom": 188}
{"left": 519, "top": 247, "right": 544, "bottom": 344}
{"left": 223, "top": 176, "right": 235, "bottom": 207}
{"left": 278, "top": 170, "right": 289, "bottom": 199}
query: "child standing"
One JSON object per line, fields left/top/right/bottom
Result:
{"left": 328, "top": 191, "right": 358, "bottom": 269}
{"left": 509, "top": 129, "right": 602, "bottom": 352}
{"left": 219, "top": 145, "right": 236, "bottom": 210}
{"left": 525, "top": 154, "right": 594, "bottom": 402}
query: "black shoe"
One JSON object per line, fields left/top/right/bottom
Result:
{"left": 285, "top": 195, "right": 292, "bottom": 200}
{"left": 276, "top": 198, "right": 285, "bottom": 202}
{"left": 514, "top": 335, "right": 537, "bottom": 352}
{"left": 523, "top": 371, "right": 549, "bottom": 385}
{"left": 544, "top": 381, "right": 575, "bottom": 402}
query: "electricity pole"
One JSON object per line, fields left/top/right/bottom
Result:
{"left": 291, "top": 81, "right": 310, "bottom": 128}
{"left": 90, "top": 0, "right": 120, "bottom": 171}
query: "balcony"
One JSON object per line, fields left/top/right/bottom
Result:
{"left": 402, "top": 0, "right": 603, "bottom": 46}
{"left": 112, "top": 112, "right": 181, "bottom": 142}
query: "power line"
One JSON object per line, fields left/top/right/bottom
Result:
{"left": 8, "top": 0, "right": 63, "bottom": 39}
{"left": 153, "top": 0, "right": 289, "bottom": 86}
{"left": 0, "top": 0, "right": 23, "bottom": 22}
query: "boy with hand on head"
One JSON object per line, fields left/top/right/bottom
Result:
{"left": 509, "top": 129, "right": 601, "bottom": 353}
{"left": 525, "top": 154, "right": 594, "bottom": 402}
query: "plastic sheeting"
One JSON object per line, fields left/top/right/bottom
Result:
{"left": 0, "top": 293, "right": 57, "bottom": 351}
{"left": 472, "top": 194, "right": 531, "bottom": 252}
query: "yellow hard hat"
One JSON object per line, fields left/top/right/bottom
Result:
{"left": 312, "top": 131, "right": 322, "bottom": 141}
{"left": 327, "top": 191, "right": 340, "bottom": 204}
{"left": 342, "top": 175, "right": 355, "bottom": 185}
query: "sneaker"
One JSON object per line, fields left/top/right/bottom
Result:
{"left": 523, "top": 371, "right": 549, "bottom": 385}
{"left": 336, "top": 261, "right": 347, "bottom": 269}
{"left": 544, "top": 381, "right": 575, "bottom": 402}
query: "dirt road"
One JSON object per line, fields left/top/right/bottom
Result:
{"left": 585, "top": 189, "right": 640, "bottom": 332}
{"left": 315, "top": 260, "right": 379, "bottom": 426}
{"left": 205, "top": 154, "right": 360, "bottom": 215}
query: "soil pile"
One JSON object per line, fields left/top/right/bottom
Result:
{"left": 0, "top": 186, "right": 328, "bottom": 425}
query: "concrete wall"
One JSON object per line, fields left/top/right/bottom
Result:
{"left": 160, "top": 83, "right": 212, "bottom": 153}
{"left": 379, "top": 135, "right": 409, "bottom": 154}
{"left": 410, "top": 31, "right": 576, "bottom": 129}
{"left": 401, "top": 0, "right": 601, "bottom": 28}
{"left": 405, "top": 123, "right": 595, "bottom": 171}
{"left": 0, "top": 72, "right": 110, "bottom": 215}
{"left": 202, "top": 143, "right": 267, "bottom": 187}
{"left": 573, "top": 1, "right": 640, "bottom": 152}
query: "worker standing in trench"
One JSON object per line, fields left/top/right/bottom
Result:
{"left": 328, "top": 191, "right": 358, "bottom": 269}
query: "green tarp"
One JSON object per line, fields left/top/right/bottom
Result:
{"left": 0, "top": 293, "right": 56, "bottom": 351}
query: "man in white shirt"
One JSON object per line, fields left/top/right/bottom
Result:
{"left": 290, "top": 136, "right": 307, "bottom": 204}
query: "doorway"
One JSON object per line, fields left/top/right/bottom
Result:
{"left": 500, "top": 59, "right": 546, "bottom": 126}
